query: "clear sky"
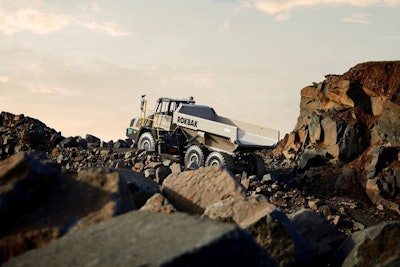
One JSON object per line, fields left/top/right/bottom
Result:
{"left": 1, "top": 0, "right": 400, "bottom": 141}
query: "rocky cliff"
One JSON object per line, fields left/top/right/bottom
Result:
{"left": 1, "top": 61, "right": 400, "bottom": 266}
{"left": 272, "top": 61, "right": 400, "bottom": 215}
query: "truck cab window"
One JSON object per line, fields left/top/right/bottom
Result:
{"left": 156, "top": 100, "right": 170, "bottom": 114}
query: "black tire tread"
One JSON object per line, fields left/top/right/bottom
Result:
{"left": 138, "top": 132, "right": 155, "bottom": 151}
{"left": 184, "top": 145, "right": 207, "bottom": 167}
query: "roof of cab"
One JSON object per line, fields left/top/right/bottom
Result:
{"left": 157, "top": 97, "right": 195, "bottom": 104}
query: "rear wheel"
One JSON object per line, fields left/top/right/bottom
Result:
{"left": 205, "top": 151, "right": 234, "bottom": 171}
{"left": 138, "top": 132, "right": 155, "bottom": 151}
{"left": 184, "top": 145, "right": 206, "bottom": 168}
{"left": 250, "top": 153, "right": 265, "bottom": 178}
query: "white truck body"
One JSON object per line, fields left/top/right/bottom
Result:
{"left": 172, "top": 104, "right": 279, "bottom": 153}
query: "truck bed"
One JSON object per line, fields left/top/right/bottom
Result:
{"left": 172, "top": 104, "right": 280, "bottom": 150}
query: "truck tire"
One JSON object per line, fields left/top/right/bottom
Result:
{"left": 205, "top": 151, "right": 234, "bottom": 170}
{"left": 138, "top": 132, "right": 155, "bottom": 151}
{"left": 184, "top": 145, "right": 206, "bottom": 168}
{"left": 250, "top": 153, "right": 265, "bottom": 178}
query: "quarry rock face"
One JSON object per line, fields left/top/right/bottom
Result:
{"left": 274, "top": 61, "right": 400, "bottom": 214}
{"left": 1, "top": 61, "right": 400, "bottom": 266}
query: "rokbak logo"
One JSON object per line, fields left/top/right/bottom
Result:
{"left": 177, "top": 116, "right": 198, "bottom": 128}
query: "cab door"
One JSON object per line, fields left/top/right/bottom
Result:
{"left": 153, "top": 100, "right": 176, "bottom": 131}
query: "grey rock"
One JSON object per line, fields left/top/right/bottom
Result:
{"left": 139, "top": 193, "right": 176, "bottom": 213}
{"left": 0, "top": 151, "right": 60, "bottom": 225}
{"left": 162, "top": 166, "right": 246, "bottom": 215}
{"left": 376, "top": 100, "right": 400, "bottom": 146}
{"left": 85, "top": 134, "right": 100, "bottom": 145}
{"left": 0, "top": 163, "right": 137, "bottom": 263}
{"left": 125, "top": 138, "right": 134, "bottom": 148}
{"left": 118, "top": 169, "right": 160, "bottom": 208}
{"left": 59, "top": 137, "right": 75, "bottom": 148}
{"left": 340, "top": 221, "right": 400, "bottom": 267}
{"left": 337, "top": 122, "right": 369, "bottom": 163}
{"left": 102, "top": 140, "right": 114, "bottom": 148}
{"left": 367, "top": 146, "right": 398, "bottom": 179}
{"left": 288, "top": 209, "right": 347, "bottom": 266}
{"left": 113, "top": 139, "right": 128, "bottom": 149}
{"left": 299, "top": 147, "right": 331, "bottom": 170}
{"left": 75, "top": 136, "right": 87, "bottom": 149}
{"left": 155, "top": 165, "right": 172, "bottom": 185}
{"left": 204, "top": 195, "right": 310, "bottom": 266}
{"left": 2, "top": 211, "right": 276, "bottom": 267}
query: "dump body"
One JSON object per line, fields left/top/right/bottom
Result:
{"left": 173, "top": 104, "right": 280, "bottom": 154}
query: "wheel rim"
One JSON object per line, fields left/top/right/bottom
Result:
{"left": 208, "top": 157, "right": 222, "bottom": 166}
{"left": 189, "top": 153, "right": 200, "bottom": 164}
{"left": 140, "top": 138, "right": 153, "bottom": 151}
{"left": 142, "top": 140, "right": 150, "bottom": 151}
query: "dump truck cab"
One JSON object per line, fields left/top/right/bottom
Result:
{"left": 152, "top": 97, "right": 195, "bottom": 131}
{"left": 126, "top": 96, "right": 195, "bottom": 151}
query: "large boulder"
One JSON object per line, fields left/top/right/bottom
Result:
{"left": 2, "top": 211, "right": 277, "bottom": 267}
{"left": 204, "top": 195, "right": 310, "bottom": 266}
{"left": 350, "top": 145, "right": 400, "bottom": 213}
{"left": 340, "top": 221, "right": 400, "bottom": 267}
{"left": 161, "top": 166, "right": 247, "bottom": 214}
{"left": 85, "top": 134, "right": 101, "bottom": 148}
{"left": 70, "top": 168, "right": 138, "bottom": 230}
{"left": 288, "top": 209, "right": 347, "bottom": 266}
{"left": 115, "top": 169, "right": 160, "bottom": 208}
{"left": 298, "top": 147, "right": 331, "bottom": 170}
{"left": 0, "top": 151, "right": 60, "bottom": 228}
{"left": 0, "top": 152, "right": 137, "bottom": 263}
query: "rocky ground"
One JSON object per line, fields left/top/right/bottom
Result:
{"left": 1, "top": 61, "right": 400, "bottom": 266}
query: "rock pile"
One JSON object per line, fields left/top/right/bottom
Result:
{"left": 0, "top": 112, "right": 62, "bottom": 159}
{"left": 2, "top": 149, "right": 399, "bottom": 266}
{"left": 1, "top": 61, "right": 400, "bottom": 266}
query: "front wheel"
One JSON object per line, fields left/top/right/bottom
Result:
{"left": 205, "top": 151, "right": 234, "bottom": 171}
{"left": 138, "top": 132, "right": 155, "bottom": 151}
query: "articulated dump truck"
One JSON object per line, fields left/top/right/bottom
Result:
{"left": 126, "top": 96, "right": 280, "bottom": 177}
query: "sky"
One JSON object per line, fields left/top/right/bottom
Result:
{"left": 1, "top": 0, "right": 400, "bottom": 142}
